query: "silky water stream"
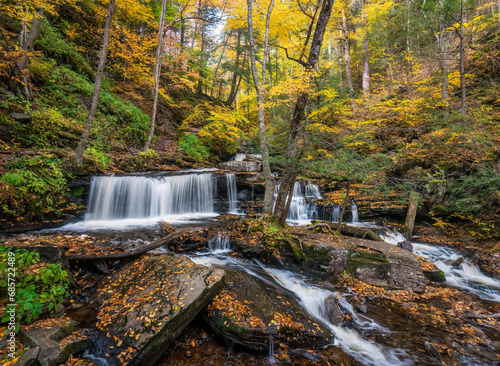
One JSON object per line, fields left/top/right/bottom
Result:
{"left": 55, "top": 172, "right": 500, "bottom": 365}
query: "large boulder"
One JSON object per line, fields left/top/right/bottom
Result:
{"left": 346, "top": 240, "right": 426, "bottom": 293}
{"left": 92, "top": 254, "right": 225, "bottom": 366}
{"left": 205, "top": 269, "right": 333, "bottom": 351}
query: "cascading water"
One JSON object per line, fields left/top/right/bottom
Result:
{"left": 379, "top": 230, "right": 500, "bottom": 302}
{"left": 275, "top": 181, "right": 321, "bottom": 224}
{"left": 63, "top": 173, "right": 219, "bottom": 229}
{"left": 226, "top": 173, "right": 239, "bottom": 214}
{"left": 351, "top": 200, "right": 359, "bottom": 223}
{"left": 208, "top": 233, "right": 232, "bottom": 253}
{"left": 331, "top": 204, "right": 340, "bottom": 222}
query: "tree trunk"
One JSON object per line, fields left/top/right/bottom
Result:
{"left": 459, "top": 0, "right": 467, "bottom": 120}
{"left": 342, "top": 8, "right": 356, "bottom": 111}
{"left": 9, "top": 8, "right": 44, "bottom": 98}
{"left": 143, "top": 0, "right": 167, "bottom": 151}
{"left": 404, "top": 192, "right": 419, "bottom": 240}
{"left": 211, "top": 31, "right": 231, "bottom": 97}
{"left": 361, "top": 0, "right": 370, "bottom": 95}
{"left": 247, "top": 0, "right": 275, "bottom": 215}
{"left": 436, "top": 25, "right": 449, "bottom": 105}
{"left": 274, "top": 0, "right": 334, "bottom": 223}
{"left": 226, "top": 30, "right": 243, "bottom": 106}
{"left": 74, "top": 0, "right": 115, "bottom": 166}
{"left": 337, "top": 181, "right": 350, "bottom": 232}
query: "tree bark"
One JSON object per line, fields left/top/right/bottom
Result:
{"left": 247, "top": 0, "right": 276, "bottom": 215}
{"left": 226, "top": 30, "right": 243, "bottom": 106}
{"left": 361, "top": 0, "right": 370, "bottom": 96}
{"left": 337, "top": 181, "right": 350, "bottom": 232}
{"left": 274, "top": 0, "right": 334, "bottom": 223}
{"left": 9, "top": 8, "right": 44, "bottom": 98}
{"left": 404, "top": 192, "right": 419, "bottom": 239}
{"left": 211, "top": 31, "right": 231, "bottom": 97}
{"left": 436, "top": 25, "right": 449, "bottom": 104}
{"left": 342, "top": 8, "right": 356, "bottom": 111}
{"left": 459, "top": 0, "right": 467, "bottom": 120}
{"left": 74, "top": 0, "right": 115, "bottom": 166}
{"left": 143, "top": 0, "right": 167, "bottom": 151}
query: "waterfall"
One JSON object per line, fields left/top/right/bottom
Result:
{"left": 226, "top": 173, "right": 239, "bottom": 214}
{"left": 379, "top": 230, "right": 500, "bottom": 302}
{"left": 351, "top": 200, "right": 359, "bottom": 223}
{"left": 208, "top": 233, "right": 232, "bottom": 253}
{"left": 331, "top": 204, "right": 340, "bottom": 222}
{"left": 86, "top": 174, "right": 215, "bottom": 221}
{"left": 305, "top": 181, "right": 322, "bottom": 199}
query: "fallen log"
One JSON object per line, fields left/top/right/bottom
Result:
{"left": 465, "top": 313, "right": 500, "bottom": 319}
{"left": 308, "top": 222, "right": 382, "bottom": 242}
{"left": 66, "top": 228, "right": 198, "bottom": 261}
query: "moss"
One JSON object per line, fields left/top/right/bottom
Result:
{"left": 346, "top": 248, "right": 390, "bottom": 275}
{"left": 423, "top": 269, "right": 446, "bottom": 282}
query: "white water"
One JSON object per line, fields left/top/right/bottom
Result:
{"left": 379, "top": 231, "right": 500, "bottom": 302}
{"left": 61, "top": 174, "right": 218, "bottom": 230}
{"left": 351, "top": 200, "right": 359, "bottom": 223}
{"left": 275, "top": 182, "right": 321, "bottom": 225}
{"left": 207, "top": 233, "right": 232, "bottom": 254}
{"left": 331, "top": 204, "right": 340, "bottom": 222}
{"left": 191, "top": 254, "right": 410, "bottom": 366}
{"left": 226, "top": 173, "right": 239, "bottom": 214}
{"left": 233, "top": 153, "right": 246, "bottom": 161}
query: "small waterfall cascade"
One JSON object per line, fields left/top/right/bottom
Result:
{"left": 305, "top": 181, "right": 322, "bottom": 199}
{"left": 268, "top": 334, "right": 275, "bottom": 364}
{"left": 379, "top": 230, "right": 500, "bottom": 302}
{"left": 274, "top": 181, "right": 320, "bottom": 223}
{"left": 331, "top": 204, "right": 340, "bottom": 222}
{"left": 208, "top": 232, "right": 232, "bottom": 253}
{"left": 351, "top": 200, "right": 359, "bottom": 223}
{"left": 226, "top": 173, "right": 239, "bottom": 214}
{"left": 86, "top": 174, "right": 215, "bottom": 221}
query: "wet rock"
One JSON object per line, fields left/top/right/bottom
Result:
{"left": 19, "top": 317, "right": 89, "bottom": 366}
{"left": 93, "top": 254, "right": 225, "bottom": 366}
{"left": 10, "top": 112, "right": 31, "bottom": 122}
{"left": 326, "top": 249, "right": 348, "bottom": 284}
{"left": 422, "top": 265, "right": 446, "bottom": 282}
{"left": 0, "top": 124, "right": 13, "bottom": 142}
{"left": 346, "top": 240, "right": 426, "bottom": 293}
{"left": 397, "top": 240, "right": 414, "bottom": 252}
{"left": 219, "top": 161, "right": 262, "bottom": 172}
{"left": 205, "top": 269, "right": 333, "bottom": 351}
{"left": 15, "top": 347, "right": 39, "bottom": 366}
{"left": 451, "top": 256, "right": 464, "bottom": 267}
{"left": 237, "top": 189, "right": 252, "bottom": 201}
{"left": 322, "top": 295, "right": 344, "bottom": 325}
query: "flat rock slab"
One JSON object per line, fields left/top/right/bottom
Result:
{"left": 206, "top": 269, "right": 334, "bottom": 351}
{"left": 345, "top": 238, "right": 426, "bottom": 293}
{"left": 19, "top": 317, "right": 89, "bottom": 366}
{"left": 93, "top": 254, "right": 225, "bottom": 366}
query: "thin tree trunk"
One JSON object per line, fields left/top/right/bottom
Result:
{"left": 74, "top": 0, "right": 115, "bottom": 166}
{"left": 247, "top": 0, "right": 275, "bottom": 215}
{"left": 337, "top": 181, "right": 351, "bottom": 232}
{"left": 226, "top": 30, "right": 242, "bottom": 106}
{"left": 211, "top": 31, "right": 231, "bottom": 97}
{"left": 404, "top": 192, "right": 419, "bottom": 239}
{"left": 361, "top": 0, "right": 370, "bottom": 95}
{"left": 274, "top": 0, "right": 334, "bottom": 222}
{"left": 143, "top": 0, "right": 167, "bottom": 151}
{"left": 436, "top": 25, "right": 449, "bottom": 105}
{"left": 459, "top": 0, "right": 467, "bottom": 119}
{"left": 9, "top": 7, "right": 44, "bottom": 98}
{"left": 342, "top": 8, "right": 356, "bottom": 111}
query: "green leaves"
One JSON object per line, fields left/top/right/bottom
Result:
{"left": 0, "top": 246, "right": 71, "bottom": 327}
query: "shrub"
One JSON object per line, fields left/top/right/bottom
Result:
{"left": 82, "top": 146, "right": 112, "bottom": 172}
{"left": 0, "top": 246, "right": 71, "bottom": 326}
{"left": 178, "top": 133, "right": 210, "bottom": 162}
{"left": 0, "top": 155, "right": 69, "bottom": 220}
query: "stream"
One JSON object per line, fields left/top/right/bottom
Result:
{"left": 51, "top": 171, "right": 500, "bottom": 365}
